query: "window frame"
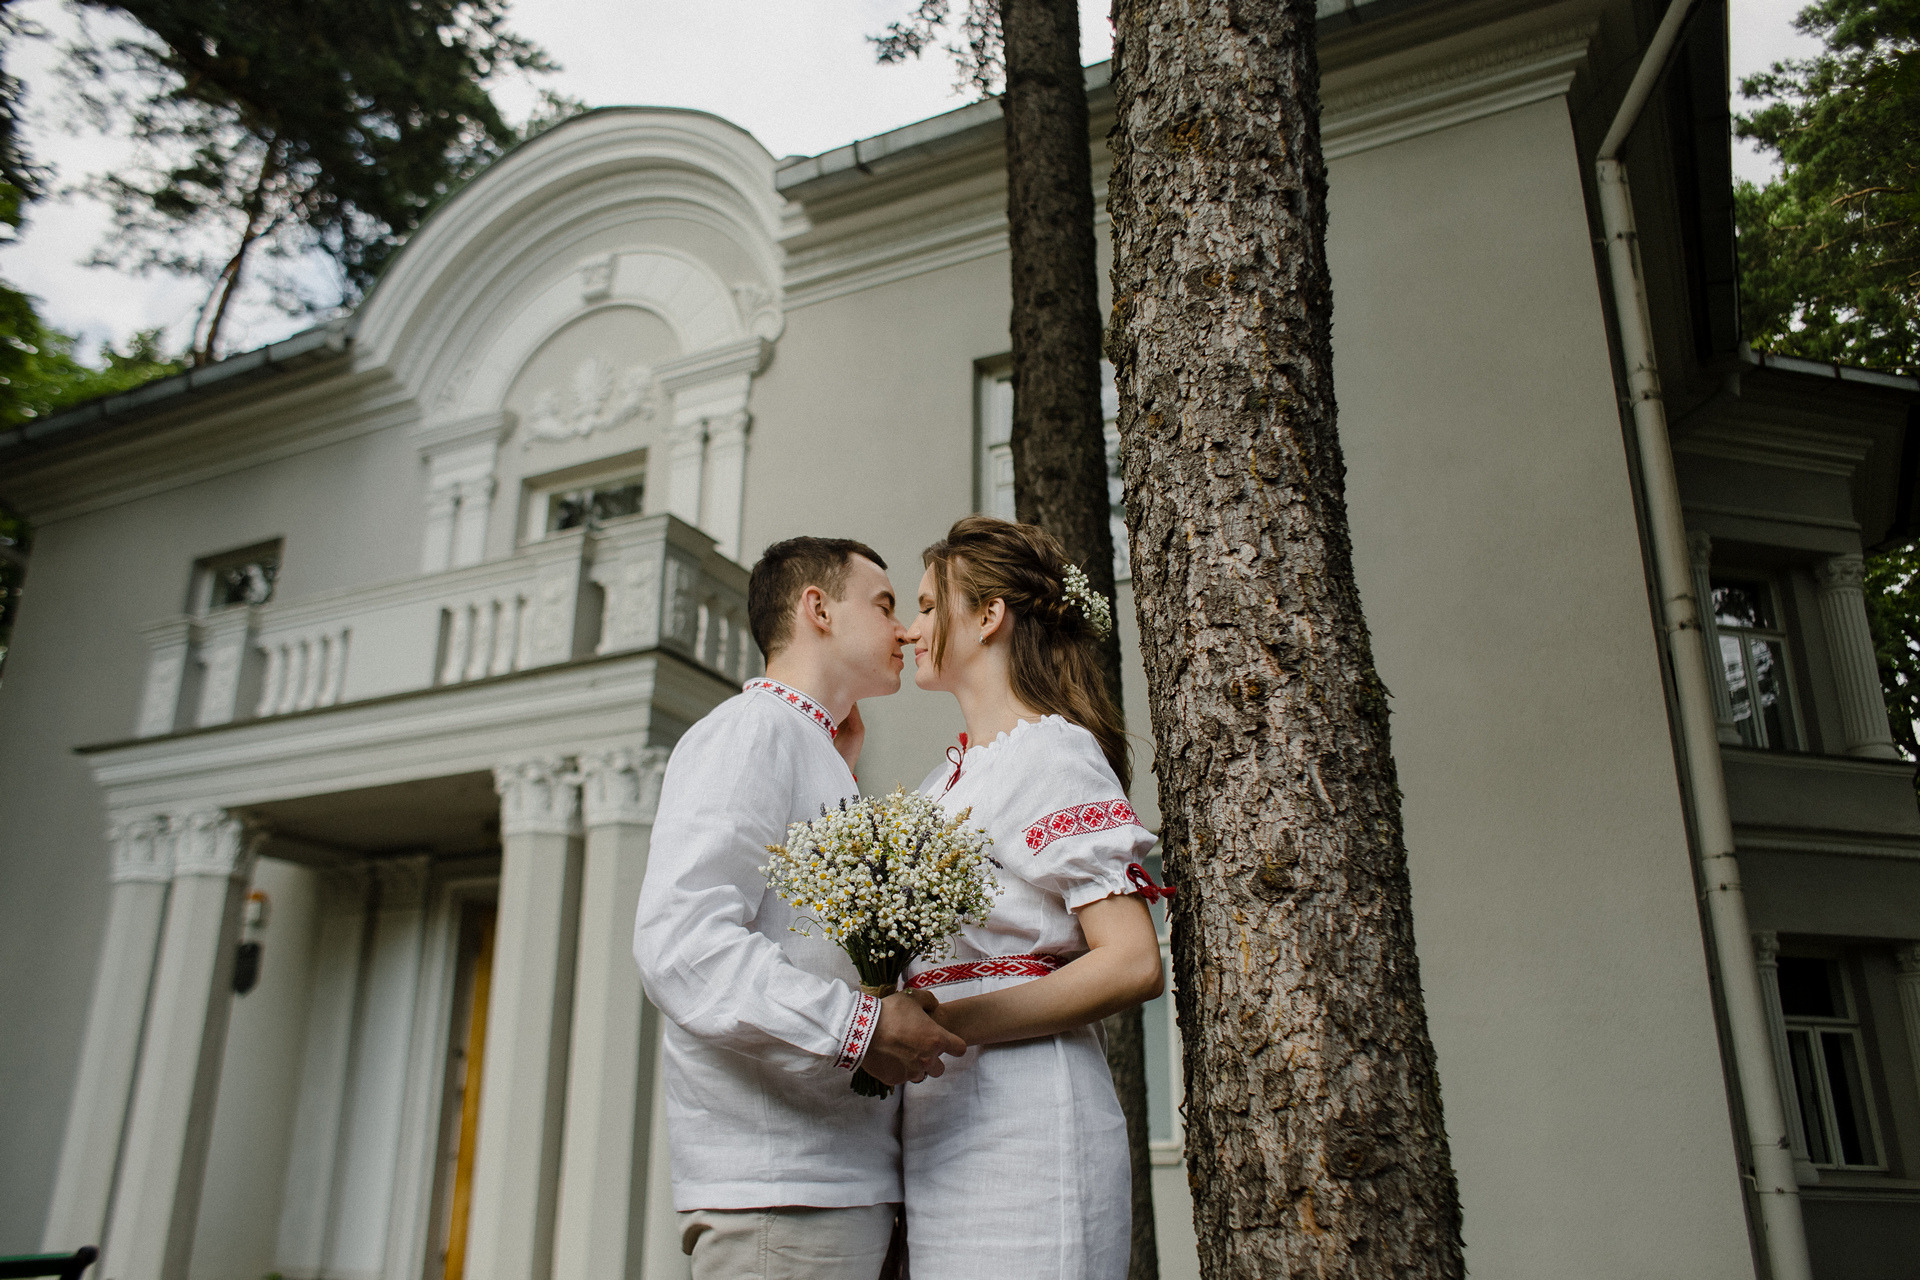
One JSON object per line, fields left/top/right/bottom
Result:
{"left": 1710, "top": 573, "right": 1807, "bottom": 752}
{"left": 521, "top": 451, "right": 649, "bottom": 544}
{"left": 1777, "top": 952, "right": 1891, "bottom": 1173}
{"left": 189, "top": 539, "right": 282, "bottom": 616}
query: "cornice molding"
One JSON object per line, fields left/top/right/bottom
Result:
{"left": 1673, "top": 419, "right": 1875, "bottom": 478}
{"left": 413, "top": 410, "right": 516, "bottom": 457}
{"left": 655, "top": 337, "right": 773, "bottom": 392}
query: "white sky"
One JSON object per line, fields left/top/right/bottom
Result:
{"left": 0, "top": 0, "right": 1822, "bottom": 361}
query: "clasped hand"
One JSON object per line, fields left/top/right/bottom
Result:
{"left": 860, "top": 990, "right": 967, "bottom": 1086}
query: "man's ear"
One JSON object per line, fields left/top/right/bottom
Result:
{"left": 796, "top": 584, "right": 832, "bottom": 638}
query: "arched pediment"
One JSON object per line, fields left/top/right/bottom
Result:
{"left": 352, "top": 107, "right": 788, "bottom": 410}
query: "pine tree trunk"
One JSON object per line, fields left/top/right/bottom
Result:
{"left": 1105, "top": 2, "right": 1467, "bottom": 1276}
{"left": 1001, "top": 3, "right": 1158, "bottom": 1275}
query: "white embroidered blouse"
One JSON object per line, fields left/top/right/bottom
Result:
{"left": 633, "top": 678, "right": 894, "bottom": 1211}
{"left": 912, "top": 715, "right": 1158, "bottom": 977}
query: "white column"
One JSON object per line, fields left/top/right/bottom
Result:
{"left": 664, "top": 418, "right": 707, "bottom": 531}
{"left": 1814, "top": 553, "right": 1900, "bottom": 758}
{"left": 1896, "top": 945, "right": 1920, "bottom": 1111}
{"left": 194, "top": 607, "right": 257, "bottom": 728}
{"left": 103, "top": 810, "right": 257, "bottom": 1280}
{"left": 1753, "top": 932, "right": 1818, "bottom": 1184}
{"left": 42, "top": 817, "right": 175, "bottom": 1253}
{"left": 421, "top": 483, "right": 460, "bottom": 574}
{"left": 702, "top": 411, "right": 751, "bottom": 562}
{"left": 1687, "top": 530, "right": 1742, "bottom": 745}
{"left": 452, "top": 477, "right": 497, "bottom": 570}
{"left": 467, "top": 758, "right": 583, "bottom": 1280}
{"left": 639, "top": 1063, "right": 689, "bottom": 1280}
{"left": 136, "top": 620, "right": 202, "bottom": 738}
{"left": 273, "top": 865, "right": 373, "bottom": 1280}
{"left": 552, "top": 747, "right": 670, "bottom": 1280}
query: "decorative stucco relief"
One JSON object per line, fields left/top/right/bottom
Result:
{"left": 523, "top": 358, "right": 658, "bottom": 448}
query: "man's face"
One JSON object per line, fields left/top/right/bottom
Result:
{"left": 823, "top": 555, "right": 908, "bottom": 701}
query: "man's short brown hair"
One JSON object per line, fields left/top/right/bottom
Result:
{"left": 748, "top": 537, "right": 888, "bottom": 659}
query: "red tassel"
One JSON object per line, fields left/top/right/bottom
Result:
{"left": 943, "top": 733, "right": 969, "bottom": 793}
{"left": 1127, "top": 862, "right": 1175, "bottom": 903}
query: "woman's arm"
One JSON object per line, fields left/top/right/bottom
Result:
{"left": 929, "top": 894, "right": 1165, "bottom": 1046}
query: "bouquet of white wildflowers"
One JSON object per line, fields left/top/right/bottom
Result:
{"left": 764, "top": 788, "right": 998, "bottom": 1097}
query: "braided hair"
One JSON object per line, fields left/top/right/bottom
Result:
{"left": 922, "top": 515, "right": 1131, "bottom": 790}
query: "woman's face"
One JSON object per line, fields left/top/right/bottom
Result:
{"left": 906, "top": 562, "right": 987, "bottom": 692}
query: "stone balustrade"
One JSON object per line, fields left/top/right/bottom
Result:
{"left": 131, "top": 513, "right": 756, "bottom": 737}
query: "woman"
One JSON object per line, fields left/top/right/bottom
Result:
{"left": 900, "top": 514, "right": 1167, "bottom": 1280}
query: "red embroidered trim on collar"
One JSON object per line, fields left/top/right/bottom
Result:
{"left": 1024, "top": 798, "right": 1138, "bottom": 854}
{"left": 744, "top": 678, "right": 838, "bottom": 740}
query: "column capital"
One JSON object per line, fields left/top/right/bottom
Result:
{"left": 1815, "top": 553, "right": 1867, "bottom": 593}
{"left": 373, "top": 853, "right": 432, "bottom": 909}
{"left": 1896, "top": 942, "right": 1920, "bottom": 977}
{"left": 495, "top": 756, "right": 581, "bottom": 836}
{"left": 1686, "top": 527, "right": 1713, "bottom": 569}
{"left": 1753, "top": 930, "right": 1781, "bottom": 966}
{"left": 579, "top": 746, "right": 671, "bottom": 827}
{"left": 107, "top": 814, "right": 174, "bottom": 884}
{"left": 170, "top": 809, "right": 258, "bottom": 879}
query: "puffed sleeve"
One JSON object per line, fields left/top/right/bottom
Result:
{"left": 634, "top": 711, "right": 869, "bottom": 1073}
{"left": 994, "top": 719, "right": 1158, "bottom": 910}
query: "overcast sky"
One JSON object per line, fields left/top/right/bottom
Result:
{"left": 0, "top": 0, "right": 1822, "bottom": 361}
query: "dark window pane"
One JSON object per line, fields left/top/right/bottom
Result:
{"left": 1752, "top": 638, "right": 1793, "bottom": 748}
{"left": 214, "top": 560, "right": 276, "bottom": 608}
{"left": 1776, "top": 957, "right": 1841, "bottom": 1018}
{"left": 1712, "top": 579, "right": 1773, "bottom": 629}
{"left": 589, "top": 481, "right": 644, "bottom": 522}
{"left": 1787, "top": 1030, "right": 1831, "bottom": 1164}
{"left": 1722, "top": 634, "right": 1760, "bottom": 745}
{"left": 549, "top": 493, "right": 590, "bottom": 532}
{"left": 1821, "top": 1032, "right": 1874, "bottom": 1166}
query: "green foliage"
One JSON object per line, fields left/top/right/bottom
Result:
{"left": 62, "top": 0, "right": 560, "bottom": 360}
{"left": 1734, "top": 0, "right": 1919, "bottom": 374}
{"left": 0, "top": 283, "right": 182, "bottom": 427}
{"left": 1864, "top": 541, "right": 1920, "bottom": 758}
{"left": 871, "top": 0, "right": 1004, "bottom": 97}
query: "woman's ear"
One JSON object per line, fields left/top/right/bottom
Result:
{"left": 981, "top": 597, "right": 1010, "bottom": 643}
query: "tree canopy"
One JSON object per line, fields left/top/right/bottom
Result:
{"left": 62, "top": 0, "right": 569, "bottom": 361}
{"left": 1734, "top": 0, "right": 1918, "bottom": 374}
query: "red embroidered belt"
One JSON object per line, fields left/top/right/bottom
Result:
{"left": 906, "top": 953, "right": 1067, "bottom": 991}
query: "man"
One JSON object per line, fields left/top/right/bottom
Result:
{"left": 634, "top": 536, "right": 966, "bottom": 1279}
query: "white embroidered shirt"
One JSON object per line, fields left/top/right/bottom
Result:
{"left": 633, "top": 678, "right": 893, "bottom": 1210}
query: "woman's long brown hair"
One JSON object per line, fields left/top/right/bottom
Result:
{"left": 923, "top": 515, "right": 1131, "bottom": 791}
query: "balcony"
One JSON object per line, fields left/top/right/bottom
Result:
{"left": 133, "top": 513, "right": 758, "bottom": 738}
{"left": 1722, "top": 746, "right": 1920, "bottom": 858}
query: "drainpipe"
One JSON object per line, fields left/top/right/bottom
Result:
{"left": 1595, "top": 3, "right": 1814, "bottom": 1277}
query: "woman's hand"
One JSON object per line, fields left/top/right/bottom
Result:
{"left": 835, "top": 702, "right": 866, "bottom": 776}
{"left": 929, "top": 894, "right": 1164, "bottom": 1047}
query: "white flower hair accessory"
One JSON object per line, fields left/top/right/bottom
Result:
{"left": 1061, "top": 563, "right": 1113, "bottom": 639}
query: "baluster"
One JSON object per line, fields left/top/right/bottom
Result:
{"left": 467, "top": 599, "right": 498, "bottom": 683}
{"left": 257, "top": 643, "right": 285, "bottom": 718}
{"left": 298, "top": 638, "right": 323, "bottom": 710}
{"left": 441, "top": 605, "right": 471, "bottom": 686}
{"left": 321, "top": 629, "right": 350, "bottom": 706}
{"left": 490, "top": 597, "right": 517, "bottom": 677}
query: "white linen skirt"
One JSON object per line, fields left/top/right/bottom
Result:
{"left": 900, "top": 977, "right": 1130, "bottom": 1280}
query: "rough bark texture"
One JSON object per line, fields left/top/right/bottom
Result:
{"left": 1105, "top": 2, "right": 1467, "bottom": 1276}
{"left": 1001, "top": 3, "right": 1158, "bottom": 1275}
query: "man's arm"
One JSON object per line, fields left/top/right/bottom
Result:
{"left": 633, "top": 718, "right": 961, "bottom": 1075}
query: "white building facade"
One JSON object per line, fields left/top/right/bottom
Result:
{"left": 3, "top": 1, "right": 1918, "bottom": 1278}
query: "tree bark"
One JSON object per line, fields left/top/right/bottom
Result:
{"left": 1106, "top": 2, "right": 1466, "bottom": 1277}
{"left": 1001, "top": 3, "right": 1158, "bottom": 1275}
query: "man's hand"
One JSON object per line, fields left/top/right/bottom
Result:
{"left": 835, "top": 702, "right": 866, "bottom": 776}
{"left": 860, "top": 991, "right": 967, "bottom": 1086}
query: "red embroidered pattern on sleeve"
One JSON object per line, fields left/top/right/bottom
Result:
{"left": 1024, "top": 798, "right": 1138, "bottom": 854}
{"left": 836, "top": 991, "right": 881, "bottom": 1071}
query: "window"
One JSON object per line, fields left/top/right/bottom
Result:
{"left": 1777, "top": 954, "right": 1885, "bottom": 1170}
{"left": 191, "top": 541, "right": 280, "bottom": 614}
{"left": 523, "top": 457, "right": 646, "bottom": 541}
{"left": 975, "top": 363, "right": 1130, "bottom": 583}
{"left": 1712, "top": 577, "right": 1801, "bottom": 750}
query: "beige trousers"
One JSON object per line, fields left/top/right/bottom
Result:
{"left": 678, "top": 1203, "right": 897, "bottom": 1280}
